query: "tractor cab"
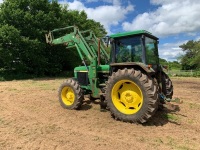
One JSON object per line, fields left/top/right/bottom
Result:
{"left": 109, "top": 30, "right": 159, "bottom": 72}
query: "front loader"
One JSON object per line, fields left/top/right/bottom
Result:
{"left": 45, "top": 26, "right": 173, "bottom": 123}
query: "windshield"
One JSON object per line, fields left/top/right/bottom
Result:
{"left": 145, "top": 37, "right": 158, "bottom": 64}
{"left": 114, "top": 36, "right": 142, "bottom": 63}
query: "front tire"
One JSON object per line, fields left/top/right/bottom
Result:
{"left": 58, "top": 78, "right": 83, "bottom": 110}
{"left": 105, "top": 68, "right": 158, "bottom": 123}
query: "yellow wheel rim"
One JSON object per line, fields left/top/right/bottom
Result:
{"left": 111, "top": 80, "right": 143, "bottom": 115}
{"left": 61, "top": 86, "right": 75, "bottom": 106}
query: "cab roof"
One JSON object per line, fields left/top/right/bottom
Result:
{"left": 110, "top": 30, "right": 158, "bottom": 39}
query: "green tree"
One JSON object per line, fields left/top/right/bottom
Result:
{"left": 169, "top": 61, "right": 181, "bottom": 70}
{"left": 179, "top": 40, "right": 200, "bottom": 70}
{"left": 0, "top": 0, "right": 106, "bottom": 76}
{"left": 0, "top": 0, "right": 63, "bottom": 75}
{"left": 159, "top": 58, "right": 181, "bottom": 70}
{"left": 159, "top": 58, "right": 168, "bottom": 65}
{"left": 0, "top": 25, "right": 21, "bottom": 70}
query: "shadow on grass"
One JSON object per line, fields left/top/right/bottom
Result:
{"left": 80, "top": 100, "right": 93, "bottom": 111}
{"left": 79, "top": 97, "right": 106, "bottom": 111}
{"left": 78, "top": 94, "right": 183, "bottom": 126}
{"left": 80, "top": 98, "right": 182, "bottom": 126}
{"left": 143, "top": 102, "right": 182, "bottom": 126}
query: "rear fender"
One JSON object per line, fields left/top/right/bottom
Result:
{"left": 110, "top": 62, "right": 155, "bottom": 75}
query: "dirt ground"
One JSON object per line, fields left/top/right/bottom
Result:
{"left": 0, "top": 77, "right": 200, "bottom": 150}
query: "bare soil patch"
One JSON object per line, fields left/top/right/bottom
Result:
{"left": 0, "top": 77, "right": 200, "bottom": 150}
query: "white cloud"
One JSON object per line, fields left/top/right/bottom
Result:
{"left": 158, "top": 40, "right": 187, "bottom": 61}
{"left": 0, "top": 0, "right": 3, "bottom": 3}
{"left": 195, "top": 36, "right": 200, "bottom": 41}
{"left": 59, "top": 0, "right": 134, "bottom": 34}
{"left": 122, "top": 0, "right": 200, "bottom": 37}
{"left": 86, "top": 0, "right": 121, "bottom": 6}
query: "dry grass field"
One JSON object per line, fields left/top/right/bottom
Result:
{"left": 0, "top": 77, "right": 200, "bottom": 150}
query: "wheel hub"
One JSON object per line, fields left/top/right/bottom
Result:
{"left": 66, "top": 93, "right": 73, "bottom": 100}
{"left": 124, "top": 92, "right": 134, "bottom": 103}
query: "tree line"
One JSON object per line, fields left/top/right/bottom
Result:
{"left": 0, "top": 0, "right": 106, "bottom": 77}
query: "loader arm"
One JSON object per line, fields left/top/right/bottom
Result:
{"left": 45, "top": 26, "right": 110, "bottom": 97}
{"left": 45, "top": 26, "right": 109, "bottom": 64}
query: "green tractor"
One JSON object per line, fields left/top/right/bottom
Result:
{"left": 45, "top": 26, "right": 173, "bottom": 123}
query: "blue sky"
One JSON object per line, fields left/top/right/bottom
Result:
{"left": 58, "top": 0, "right": 200, "bottom": 61}
{"left": 1, "top": 0, "right": 200, "bottom": 61}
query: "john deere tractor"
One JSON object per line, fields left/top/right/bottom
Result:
{"left": 45, "top": 26, "right": 173, "bottom": 123}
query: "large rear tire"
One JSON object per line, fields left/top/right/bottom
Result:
{"left": 162, "top": 72, "right": 173, "bottom": 99}
{"left": 105, "top": 68, "right": 158, "bottom": 123}
{"left": 58, "top": 78, "right": 83, "bottom": 110}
